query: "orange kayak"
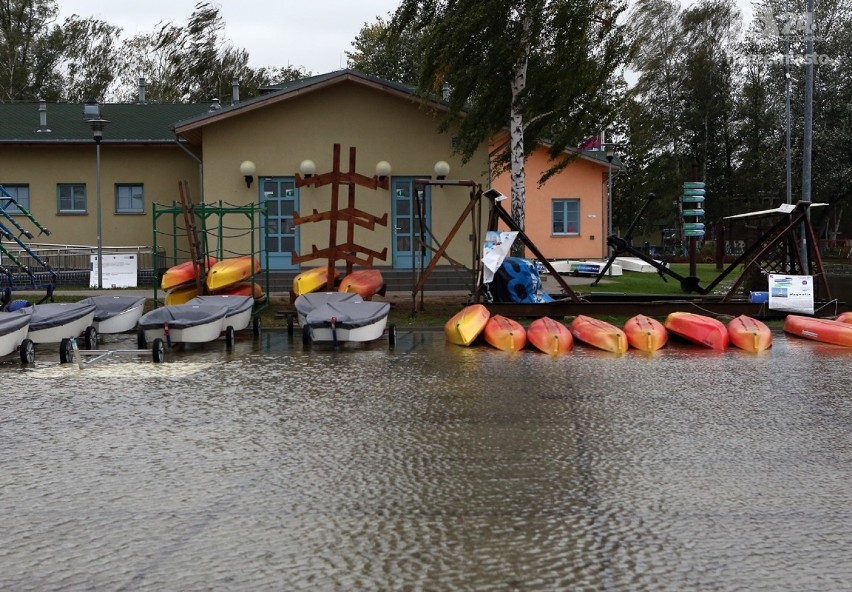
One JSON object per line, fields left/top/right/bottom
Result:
{"left": 484, "top": 315, "right": 527, "bottom": 352}
{"left": 444, "top": 303, "right": 490, "bottom": 346}
{"left": 339, "top": 269, "right": 385, "bottom": 299}
{"left": 206, "top": 256, "right": 262, "bottom": 292}
{"left": 783, "top": 315, "right": 852, "bottom": 347}
{"left": 214, "top": 281, "right": 266, "bottom": 300}
{"left": 161, "top": 256, "right": 217, "bottom": 291}
{"left": 293, "top": 265, "right": 338, "bottom": 295}
{"left": 727, "top": 315, "right": 772, "bottom": 352}
{"left": 527, "top": 316, "right": 573, "bottom": 355}
{"left": 836, "top": 312, "right": 852, "bottom": 324}
{"left": 570, "top": 315, "right": 627, "bottom": 353}
{"left": 624, "top": 314, "right": 668, "bottom": 352}
{"left": 665, "top": 312, "right": 729, "bottom": 350}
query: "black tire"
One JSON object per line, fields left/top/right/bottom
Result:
{"left": 137, "top": 328, "right": 147, "bottom": 349}
{"left": 84, "top": 326, "right": 98, "bottom": 350}
{"left": 252, "top": 316, "right": 262, "bottom": 336}
{"left": 301, "top": 324, "right": 311, "bottom": 346}
{"left": 19, "top": 339, "right": 35, "bottom": 365}
{"left": 388, "top": 323, "right": 397, "bottom": 348}
{"left": 225, "top": 326, "right": 236, "bottom": 349}
{"left": 152, "top": 338, "right": 165, "bottom": 363}
{"left": 287, "top": 314, "right": 294, "bottom": 335}
{"left": 59, "top": 338, "right": 73, "bottom": 364}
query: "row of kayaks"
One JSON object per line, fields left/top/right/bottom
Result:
{"left": 0, "top": 293, "right": 259, "bottom": 365}
{"left": 292, "top": 266, "right": 386, "bottom": 300}
{"left": 161, "top": 256, "right": 264, "bottom": 305}
{"left": 445, "top": 304, "right": 852, "bottom": 354}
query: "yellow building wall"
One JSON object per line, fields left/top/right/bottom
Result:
{"left": 491, "top": 145, "right": 609, "bottom": 260}
{"left": 0, "top": 144, "right": 200, "bottom": 254}
{"left": 195, "top": 80, "right": 491, "bottom": 270}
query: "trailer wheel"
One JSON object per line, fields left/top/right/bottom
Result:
{"left": 387, "top": 323, "right": 397, "bottom": 348}
{"left": 137, "top": 328, "right": 147, "bottom": 349}
{"left": 84, "top": 326, "right": 98, "bottom": 349}
{"left": 287, "top": 314, "right": 294, "bottom": 335}
{"left": 252, "top": 316, "right": 262, "bottom": 336}
{"left": 59, "top": 338, "right": 73, "bottom": 364}
{"left": 225, "top": 326, "right": 236, "bottom": 349}
{"left": 301, "top": 324, "right": 312, "bottom": 346}
{"left": 19, "top": 339, "right": 35, "bottom": 365}
{"left": 152, "top": 338, "right": 166, "bottom": 363}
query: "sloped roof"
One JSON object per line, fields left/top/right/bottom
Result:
{"left": 0, "top": 102, "right": 210, "bottom": 145}
{"left": 172, "top": 69, "right": 446, "bottom": 145}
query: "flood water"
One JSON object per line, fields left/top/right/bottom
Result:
{"left": 2, "top": 329, "right": 851, "bottom": 591}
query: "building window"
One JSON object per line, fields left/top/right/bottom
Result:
{"left": 116, "top": 184, "right": 144, "bottom": 213}
{"left": 552, "top": 198, "right": 580, "bottom": 235}
{"left": 58, "top": 184, "right": 87, "bottom": 213}
{"left": 0, "top": 184, "right": 30, "bottom": 215}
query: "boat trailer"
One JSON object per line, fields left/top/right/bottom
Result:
{"left": 63, "top": 336, "right": 166, "bottom": 368}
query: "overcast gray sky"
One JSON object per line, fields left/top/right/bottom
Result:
{"left": 57, "top": 1, "right": 754, "bottom": 75}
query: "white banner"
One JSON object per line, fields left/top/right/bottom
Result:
{"left": 768, "top": 274, "right": 814, "bottom": 314}
{"left": 481, "top": 231, "right": 517, "bottom": 284}
{"left": 90, "top": 254, "right": 138, "bottom": 288}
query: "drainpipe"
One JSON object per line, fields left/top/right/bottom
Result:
{"left": 173, "top": 135, "right": 204, "bottom": 202}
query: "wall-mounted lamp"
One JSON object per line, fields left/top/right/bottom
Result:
{"left": 434, "top": 160, "right": 451, "bottom": 180}
{"left": 375, "top": 160, "right": 392, "bottom": 181}
{"left": 239, "top": 160, "right": 256, "bottom": 188}
{"left": 299, "top": 159, "right": 316, "bottom": 178}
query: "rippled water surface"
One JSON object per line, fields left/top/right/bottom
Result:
{"left": 2, "top": 329, "right": 851, "bottom": 591}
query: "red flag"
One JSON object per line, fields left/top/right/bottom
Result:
{"left": 578, "top": 133, "right": 602, "bottom": 150}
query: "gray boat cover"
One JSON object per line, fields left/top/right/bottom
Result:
{"left": 29, "top": 302, "right": 96, "bottom": 331}
{"left": 0, "top": 308, "right": 32, "bottom": 336}
{"left": 294, "top": 292, "right": 363, "bottom": 317}
{"left": 79, "top": 295, "right": 146, "bottom": 322}
{"left": 138, "top": 304, "right": 227, "bottom": 330}
{"left": 305, "top": 300, "right": 390, "bottom": 329}
{"left": 187, "top": 295, "right": 253, "bottom": 317}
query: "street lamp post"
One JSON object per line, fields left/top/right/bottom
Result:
{"left": 605, "top": 148, "right": 615, "bottom": 238}
{"left": 83, "top": 99, "right": 109, "bottom": 289}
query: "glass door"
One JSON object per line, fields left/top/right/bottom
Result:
{"left": 392, "top": 178, "right": 432, "bottom": 269}
{"left": 261, "top": 177, "right": 299, "bottom": 270}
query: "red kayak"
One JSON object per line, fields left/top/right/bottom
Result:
{"left": 160, "top": 256, "right": 217, "bottom": 291}
{"left": 484, "top": 315, "right": 527, "bottom": 352}
{"left": 836, "top": 312, "right": 852, "bottom": 324}
{"left": 339, "top": 269, "right": 385, "bottom": 300}
{"left": 665, "top": 312, "right": 729, "bottom": 350}
{"left": 783, "top": 315, "right": 852, "bottom": 347}
{"left": 727, "top": 315, "right": 772, "bottom": 353}
{"left": 527, "top": 317, "right": 573, "bottom": 355}
{"left": 570, "top": 315, "right": 627, "bottom": 353}
{"left": 624, "top": 314, "right": 668, "bottom": 352}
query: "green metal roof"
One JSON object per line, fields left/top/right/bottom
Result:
{"left": 0, "top": 102, "right": 212, "bottom": 144}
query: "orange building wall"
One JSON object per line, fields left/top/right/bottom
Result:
{"left": 491, "top": 144, "right": 610, "bottom": 260}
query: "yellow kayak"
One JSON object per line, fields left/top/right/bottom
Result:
{"left": 444, "top": 303, "right": 490, "bottom": 346}
{"left": 293, "top": 265, "right": 338, "bottom": 295}
{"left": 206, "top": 256, "right": 262, "bottom": 292}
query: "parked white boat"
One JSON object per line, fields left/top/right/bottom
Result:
{"left": 27, "top": 302, "right": 96, "bottom": 345}
{"left": 539, "top": 260, "right": 623, "bottom": 277}
{"left": 0, "top": 307, "right": 34, "bottom": 363}
{"left": 79, "top": 295, "right": 147, "bottom": 334}
{"left": 187, "top": 295, "right": 253, "bottom": 331}
{"left": 294, "top": 292, "right": 363, "bottom": 327}
{"left": 615, "top": 257, "right": 667, "bottom": 273}
{"left": 138, "top": 304, "right": 227, "bottom": 344}
{"left": 296, "top": 292, "right": 391, "bottom": 344}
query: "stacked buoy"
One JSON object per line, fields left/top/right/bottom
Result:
{"left": 682, "top": 181, "right": 706, "bottom": 238}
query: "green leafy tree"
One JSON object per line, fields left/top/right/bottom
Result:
{"left": 346, "top": 15, "right": 421, "bottom": 83}
{"left": 387, "top": 0, "right": 631, "bottom": 251}
{"left": 0, "top": 0, "right": 61, "bottom": 101}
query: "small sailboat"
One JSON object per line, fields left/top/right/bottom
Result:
{"left": 79, "top": 295, "right": 147, "bottom": 334}
{"left": 0, "top": 307, "right": 34, "bottom": 364}
{"left": 137, "top": 303, "right": 227, "bottom": 345}
{"left": 295, "top": 292, "right": 391, "bottom": 345}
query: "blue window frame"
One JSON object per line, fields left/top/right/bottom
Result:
{"left": 116, "top": 184, "right": 144, "bottom": 213}
{"left": 552, "top": 198, "right": 580, "bottom": 235}
{"left": 0, "top": 184, "right": 29, "bottom": 214}
{"left": 58, "top": 184, "right": 87, "bottom": 213}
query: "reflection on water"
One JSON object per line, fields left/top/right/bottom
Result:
{"left": 2, "top": 330, "right": 850, "bottom": 591}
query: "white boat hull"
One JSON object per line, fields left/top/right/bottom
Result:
{"left": 138, "top": 303, "right": 228, "bottom": 344}
{"left": 27, "top": 309, "right": 96, "bottom": 344}
{"left": 306, "top": 316, "right": 389, "bottom": 343}
{"left": 0, "top": 310, "right": 32, "bottom": 357}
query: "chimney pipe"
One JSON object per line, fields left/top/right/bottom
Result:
{"left": 138, "top": 77, "right": 147, "bottom": 104}
{"left": 37, "top": 99, "right": 51, "bottom": 133}
{"left": 232, "top": 78, "right": 240, "bottom": 104}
